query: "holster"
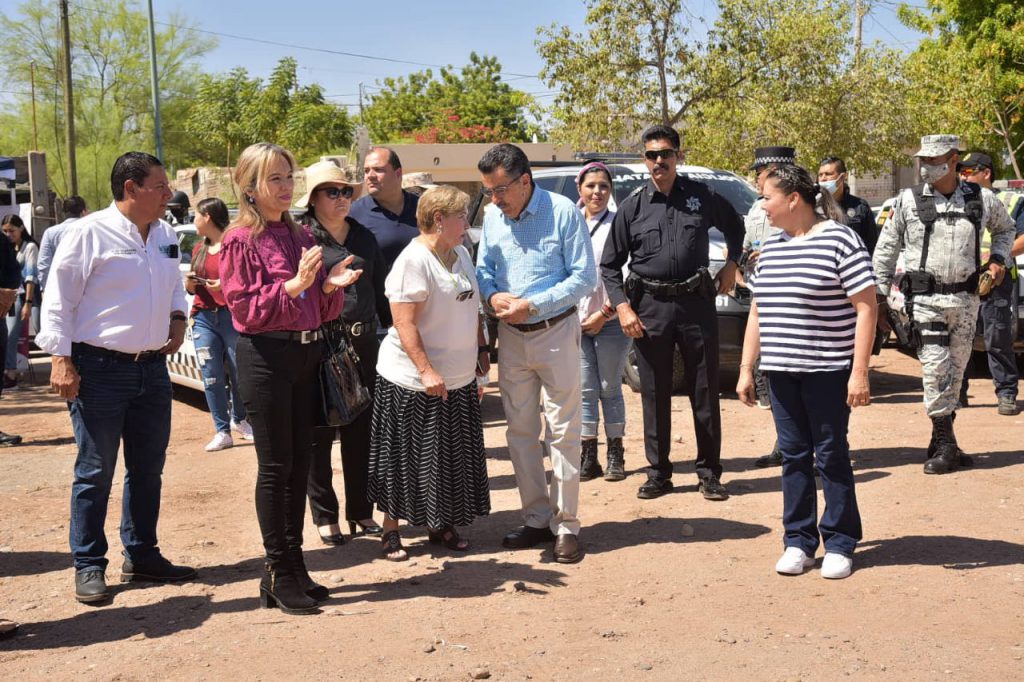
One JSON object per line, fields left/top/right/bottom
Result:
{"left": 897, "top": 271, "right": 936, "bottom": 296}
{"left": 696, "top": 267, "right": 717, "bottom": 301}
{"left": 624, "top": 274, "right": 643, "bottom": 309}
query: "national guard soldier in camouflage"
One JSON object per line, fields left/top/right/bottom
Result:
{"left": 874, "top": 135, "right": 1015, "bottom": 475}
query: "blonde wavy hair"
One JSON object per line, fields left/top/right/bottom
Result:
{"left": 229, "top": 142, "right": 301, "bottom": 239}
{"left": 415, "top": 185, "right": 470, "bottom": 233}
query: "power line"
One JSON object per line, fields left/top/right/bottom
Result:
{"left": 70, "top": 1, "right": 543, "bottom": 81}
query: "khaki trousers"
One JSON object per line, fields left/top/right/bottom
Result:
{"left": 497, "top": 316, "right": 582, "bottom": 536}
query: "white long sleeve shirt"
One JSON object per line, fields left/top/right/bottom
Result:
{"left": 36, "top": 203, "right": 187, "bottom": 357}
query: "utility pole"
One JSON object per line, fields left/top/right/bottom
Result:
{"left": 146, "top": 0, "right": 164, "bottom": 161}
{"left": 358, "top": 82, "right": 365, "bottom": 122}
{"left": 59, "top": 0, "right": 77, "bottom": 195}
{"left": 854, "top": 0, "right": 868, "bottom": 67}
{"left": 29, "top": 61, "right": 39, "bottom": 150}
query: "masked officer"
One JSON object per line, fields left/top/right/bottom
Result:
{"left": 874, "top": 135, "right": 1014, "bottom": 475}
{"left": 601, "top": 124, "right": 744, "bottom": 501}
{"left": 957, "top": 152, "right": 1024, "bottom": 415}
{"left": 818, "top": 156, "right": 878, "bottom": 255}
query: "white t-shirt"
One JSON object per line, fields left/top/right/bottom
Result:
{"left": 377, "top": 240, "right": 479, "bottom": 391}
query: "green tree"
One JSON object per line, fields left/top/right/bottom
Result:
{"left": 362, "top": 53, "right": 536, "bottom": 143}
{"left": 0, "top": 0, "right": 215, "bottom": 207}
{"left": 185, "top": 57, "right": 353, "bottom": 167}
{"left": 900, "top": 0, "right": 1024, "bottom": 178}
{"left": 537, "top": 0, "right": 911, "bottom": 174}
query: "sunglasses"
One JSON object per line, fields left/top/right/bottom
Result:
{"left": 481, "top": 173, "right": 523, "bottom": 198}
{"left": 456, "top": 288, "right": 475, "bottom": 302}
{"left": 320, "top": 186, "right": 354, "bottom": 200}
{"left": 644, "top": 149, "right": 678, "bottom": 162}
{"left": 960, "top": 167, "right": 986, "bottom": 176}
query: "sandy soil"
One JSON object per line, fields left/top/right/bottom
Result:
{"left": 0, "top": 348, "right": 1021, "bottom": 681}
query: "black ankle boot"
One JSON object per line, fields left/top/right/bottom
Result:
{"left": 259, "top": 561, "right": 319, "bottom": 614}
{"left": 580, "top": 438, "right": 603, "bottom": 481}
{"left": 924, "top": 415, "right": 959, "bottom": 475}
{"left": 290, "top": 550, "right": 329, "bottom": 602}
{"left": 604, "top": 437, "right": 625, "bottom": 481}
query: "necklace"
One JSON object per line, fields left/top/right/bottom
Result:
{"left": 427, "top": 242, "right": 461, "bottom": 288}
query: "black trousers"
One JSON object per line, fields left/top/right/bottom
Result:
{"left": 632, "top": 291, "right": 722, "bottom": 481}
{"left": 236, "top": 334, "right": 321, "bottom": 562}
{"left": 307, "top": 330, "right": 379, "bottom": 525}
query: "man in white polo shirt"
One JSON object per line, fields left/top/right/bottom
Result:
{"left": 38, "top": 151, "right": 197, "bottom": 604}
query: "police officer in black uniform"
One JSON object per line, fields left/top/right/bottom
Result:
{"left": 601, "top": 125, "right": 744, "bottom": 501}
{"left": 817, "top": 156, "right": 877, "bottom": 254}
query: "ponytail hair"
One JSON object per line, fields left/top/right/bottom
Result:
{"left": 765, "top": 164, "right": 846, "bottom": 225}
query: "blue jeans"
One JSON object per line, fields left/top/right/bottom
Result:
{"left": 580, "top": 319, "right": 631, "bottom": 438}
{"left": 5, "top": 293, "right": 25, "bottom": 371}
{"left": 68, "top": 348, "right": 172, "bottom": 571}
{"left": 192, "top": 308, "right": 246, "bottom": 433}
{"left": 768, "top": 369, "right": 862, "bottom": 558}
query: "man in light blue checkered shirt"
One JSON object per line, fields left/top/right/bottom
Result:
{"left": 475, "top": 143, "right": 595, "bottom": 564}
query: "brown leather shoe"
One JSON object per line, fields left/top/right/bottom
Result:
{"left": 553, "top": 534, "right": 581, "bottom": 564}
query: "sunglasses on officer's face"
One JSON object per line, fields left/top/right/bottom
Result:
{"left": 320, "top": 186, "right": 355, "bottom": 200}
{"left": 644, "top": 149, "right": 678, "bottom": 162}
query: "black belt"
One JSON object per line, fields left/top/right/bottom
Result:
{"left": 508, "top": 306, "right": 576, "bottom": 333}
{"left": 344, "top": 319, "right": 376, "bottom": 337}
{"left": 72, "top": 342, "right": 165, "bottom": 363}
{"left": 246, "top": 330, "right": 323, "bottom": 344}
{"left": 637, "top": 276, "right": 701, "bottom": 297}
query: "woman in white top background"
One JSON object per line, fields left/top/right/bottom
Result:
{"left": 736, "top": 164, "right": 877, "bottom": 580}
{"left": 574, "top": 163, "right": 632, "bottom": 483}
{"left": 368, "top": 185, "right": 491, "bottom": 561}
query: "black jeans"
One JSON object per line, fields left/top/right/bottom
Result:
{"left": 308, "top": 329, "right": 379, "bottom": 524}
{"left": 236, "top": 334, "right": 321, "bottom": 562}
{"left": 632, "top": 292, "right": 722, "bottom": 481}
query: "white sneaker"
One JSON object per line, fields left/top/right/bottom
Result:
{"left": 205, "top": 431, "right": 234, "bottom": 452}
{"left": 821, "top": 552, "right": 853, "bottom": 579}
{"left": 231, "top": 419, "right": 254, "bottom": 440}
{"left": 775, "top": 547, "right": 815, "bottom": 575}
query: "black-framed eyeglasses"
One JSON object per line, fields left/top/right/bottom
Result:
{"left": 644, "top": 149, "right": 678, "bottom": 162}
{"left": 481, "top": 173, "right": 523, "bottom": 198}
{"left": 321, "top": 186, "right": 354, "bottom": 199}
{"left": 456, "top": 288, "right": 475, "bottom": 302}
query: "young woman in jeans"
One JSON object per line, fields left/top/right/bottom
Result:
{"left": 575, "top": 163, "right": 631, "bottom": 482}
{"left": 221, "top": 143, "right": 360, "bottom": 615}
{"left": 736, "top": 164, "right": 877, "bottom": 580}
{"left": 185, "top": 198, "right": 253, "bottom": 451}
{"left": 1, "top": 215, "right": 36, "bottom": 388}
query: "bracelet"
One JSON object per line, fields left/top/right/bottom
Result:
{"left": 600, "top": 305, "right": 614, "bottom": 319}
{"left": 478, "top": 345, "right": 489, "bottom": 354}
{"left": 170, "top": 312, "right": 187, "bottom": 322}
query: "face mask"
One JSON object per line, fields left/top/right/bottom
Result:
{"left": 919, "top": 162, "right": 949, "bottom": 185}
{"left": 819, "top": 179, "right": 839, "bottom": 194}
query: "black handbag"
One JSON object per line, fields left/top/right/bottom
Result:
{"left": 318, "top": 324, "right": 371, "bottom": 427}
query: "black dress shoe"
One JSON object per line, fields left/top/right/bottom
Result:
{"left": 120, "top": 554, "right": 197, "bottom": 583}
{"left": 75, "top": 569, "right": 110, "bottom": 603}
{"left": 347, "top": 519, "right": 384, "bottom": 537}
{"left": 754, "top": 448, "right": 783, "bottom": 468}
{"left": 319, "top": 531, "right": 346, "bottom": 546}
{"left": 553, "top": 534, "right": 581, "bottom": 564}
{"left": 502, "top": 525, "right": 555, "bottom": 549}
{"left": 637, "top": 478, "right": 673, "bottom": 499}
{"left": 699, "top": 475, "right": 729, "bottom": 501}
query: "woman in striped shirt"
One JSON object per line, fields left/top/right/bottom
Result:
{"left": 736, "top": 164, "right": 877, "bottom": 580}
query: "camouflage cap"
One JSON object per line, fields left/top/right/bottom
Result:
{"left": 914, "top": 134, "right": 960, "bottom": 158}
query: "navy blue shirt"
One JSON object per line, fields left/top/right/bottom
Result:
{"left": 348, "top": 190, "right": 420, "bottom": 272}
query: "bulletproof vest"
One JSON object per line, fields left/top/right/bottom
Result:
{"left": 910, "top": 181, "right": 983, "bottom": 271}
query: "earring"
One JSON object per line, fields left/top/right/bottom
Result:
{"left": 436, "top": 225, "right": 444, "bottom": 234}
{"left": 245, "top": 194, "right": 256, "bottom": 205}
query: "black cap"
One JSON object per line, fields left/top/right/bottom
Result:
{"left": 959, "top": 152, "right": 993, "bottom": 171}
{"left": 750, "top": 146, "right": 796, "bottom": 170}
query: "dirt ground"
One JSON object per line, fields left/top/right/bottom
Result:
{"left": 0, "top": 347, "right": 1021, "bottom": 681}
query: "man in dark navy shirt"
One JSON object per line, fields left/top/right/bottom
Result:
{"left": 349, "top": 146, "right": 420, "bottom": 272}
{"left": 602, "top": 124, "right": 744, "bottom": 502}
{"left": 818, "top": 156, "right": 877, "bottom": 254}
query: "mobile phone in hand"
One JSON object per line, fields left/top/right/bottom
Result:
{"left": 188, "top": 273, "right": 210, "bottom": 285}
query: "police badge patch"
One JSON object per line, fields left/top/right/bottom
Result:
{"left": 686, "top": 196, "right": 701, "bottom": 213}
{"left": 847, "top": 208, "right": 856, "bottom": 219}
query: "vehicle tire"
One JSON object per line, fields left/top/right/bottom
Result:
{"left": 622, "top": 345, "right": 687, "bottom": 394}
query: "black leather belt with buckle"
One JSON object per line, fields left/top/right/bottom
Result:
{"left": 508, "top": 306, "right": 577, "bottom": 333}
{"left": 72, "top": 342, "right": 165, "bottom": 363}
{"left": 249, "top": 330, "right": 323, "bottom": 344}
{"left": 345, "top": 319, "right": 376, "bottom": 337}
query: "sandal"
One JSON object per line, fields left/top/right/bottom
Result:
{"left": 427, "top": 525, "right": 470, "bottom": 551}
{"left": 380, "top": 530, "right": 408, "bottom": 562}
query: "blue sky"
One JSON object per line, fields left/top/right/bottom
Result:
{"left": 149, "top": 0, "right": 925, "bottom": 115}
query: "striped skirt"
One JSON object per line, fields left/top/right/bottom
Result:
{"left": 367, "top": 376, "right": 490, "bottom": 528}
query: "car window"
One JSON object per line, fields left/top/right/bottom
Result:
{"left": 177, "top": 231, "right": 202, "bottom": 266}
